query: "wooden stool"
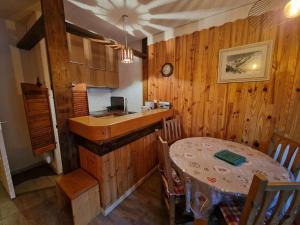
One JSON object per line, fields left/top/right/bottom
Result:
{"left": 56, "top": 169, "right": 100, "bottom": 225}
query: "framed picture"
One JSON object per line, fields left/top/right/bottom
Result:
{"left": 218, "top": 40, "right": 273, "bottom": 83}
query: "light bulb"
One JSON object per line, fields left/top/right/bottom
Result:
{"left": 284, "top": 0, "right": 300, "bottom": 18}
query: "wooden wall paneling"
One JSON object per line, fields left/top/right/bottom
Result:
{"left": 147, "top": 44, "right": 154, "bottom": 101}
{"left": 147, "top": 14, "right": 300, "bottom": 152}
{"left": 251, "top": 20, "right": 278, "bottom": 151}
{"left": 284, "top": 24, "right": 300, "bottom": 140}
{"left": 41, "top": 0, "right": 76, "bottom": 172}
{"left": 142, "top": 38, "right": 148, "bottom": 103}
{"left": 273, "top": 21, "right": 298, "bottom": 135}
{"left": 67, "top": 33, "right": 85, "bottom": 64}
{"left": 191, "top": 30, "right": 209, "bottom": 137}
{"left": 157, "top": 41, "right": 168, "bottom": 102}
{"left": 285, "top": 51, "right": 300, "bottom": 140}
{"left": 216, "top": 24, "right": 231, "bottom": 139}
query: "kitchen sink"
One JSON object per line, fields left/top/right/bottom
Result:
{"left": 91, "top": 111, "right": 136, "bottom": 118}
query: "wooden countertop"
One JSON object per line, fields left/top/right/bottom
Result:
{"left": 69, "top": 109, "right": 174, "bottom": 141}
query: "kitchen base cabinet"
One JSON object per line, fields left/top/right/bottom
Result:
{"left": 79, "top": 131, "right": 158, "bottom": 213}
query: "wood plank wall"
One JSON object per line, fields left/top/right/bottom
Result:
{"left": 147, "top": 13, "right": 300, "bottom": 152}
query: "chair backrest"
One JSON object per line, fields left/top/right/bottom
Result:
{"left": 157, "top": 135, "right": 175, "bottom": 195}
{"left": 163, "top": 115, "right": 182, "bottom": 145}
{"left": 267, "top": 133, "right": 300, "bottom": 178}
{"left": 240, "top": 173, "right": 300, "bottom": 225}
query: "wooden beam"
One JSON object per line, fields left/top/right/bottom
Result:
{"left": 41, "top": 0, "right": 76, "bottom": 172}
{"left": 65, "top": 22, "right": 104, "bottom": 40}
{"left": 17, "top": 16, "right": 147, "bottom": 59}
{"left": 16, "top": 16, "right": 44, "bottom": 50}
{"left": 142, "top": 38, "right": 148, "bottom": 103}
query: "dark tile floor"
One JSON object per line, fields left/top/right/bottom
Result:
{"left": 0, "top": 171, "right": 193, "bottom": 225}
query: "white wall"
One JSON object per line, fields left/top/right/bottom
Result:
{"left": 112, "top": 40, "right": 143, "bottom": 113}
{"left": 87, "top": 88, "right": 112, "bottom": 112}
{"left": 0, "top": 19, "right": 42, "bottom": 173}
{"left": 87, "top": 40, "right": 143, "bottom": 113}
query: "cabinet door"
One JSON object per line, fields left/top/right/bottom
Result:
{"left": 68, "top": 63, "right": 90, "bottom": 84}
{"left": 89, "top": 69, "right": 105, "bottom": 87}
{"left": 105, "top": 46, "right": 119, "bottom": 88}
{"left": 67, "top": 33, "right": 85, "bottom": 64}
{"left": 105, "top": 71, "right": 119, "bottom": 88}
{"left": 89, "top": 40, "right": 106, "bottom": 70}
{"left": 105, "top": 46, "right": 117, "bottom": 72}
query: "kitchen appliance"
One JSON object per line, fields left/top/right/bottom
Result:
{"left": 145, "top": 101, "right": 155, "bottom": 109}
{"left": 107, "top": 96, "right": 124, "bottom": 111}
{"left": 159, "top": 101, "right": 171, "bottom": 109}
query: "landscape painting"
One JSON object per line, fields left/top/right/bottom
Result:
{"left": 218, "top": 41, "right": 273, "bottom": 83}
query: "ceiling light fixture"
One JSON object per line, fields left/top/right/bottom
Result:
{"left": 284, "top": 0, "right": 300, "bottom": 18}
{"left": 120, "top": 15, "right": 133, "bottom": 64}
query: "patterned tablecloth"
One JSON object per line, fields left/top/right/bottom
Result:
{"left": 169, "top": 137, "right": 293, "bottom": 215}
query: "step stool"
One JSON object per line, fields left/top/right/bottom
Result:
{"left": 56, "top": 169, "right": 100, "bottom": 225}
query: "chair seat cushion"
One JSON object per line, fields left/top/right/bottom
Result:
{"left": 219, "top": 201, "right": 243, "bottom": 225}
{"left": 161, "top": 167, "right": 185, "bottom": 196}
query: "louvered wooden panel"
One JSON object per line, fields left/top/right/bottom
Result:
{"left": 21, "top": 83, "right": 55, "bottom": 155}
{"left": 72, "top": 83, "right": 89, "bottom": 117}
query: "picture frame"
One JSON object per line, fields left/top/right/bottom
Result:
{"left": 218, "top": 40, "right": 273, "bottom": 83}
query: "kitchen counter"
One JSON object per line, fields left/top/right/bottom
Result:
{"left": 69, "top": 108, "right": 173, "bottom": 213}
{"left": 69, "top": 108, "right": 173, "bottom": 141}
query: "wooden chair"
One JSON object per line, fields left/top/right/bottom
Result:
{"left": 267, "top": 133, "right": 300, "bottom": 179}
{"left": 157, "top": 135, "right": 193, "bottom": 225}
{"left": 218, "top": 173, "right": 300, "bottom": 225}
{"left": 163, "top": 115, "right": 183, "bottom": 145}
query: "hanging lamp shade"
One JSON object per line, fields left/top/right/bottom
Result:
{"left": 121, "top": 47, "right": 133, "bottom": 63}
{"left": 120, "top": 15, "right": 133, "bottom": 64}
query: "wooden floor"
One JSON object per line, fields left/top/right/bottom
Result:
{"left": 0, "top": 171, "right": 193, "bottom": 225}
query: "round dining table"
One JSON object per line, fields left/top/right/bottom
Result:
{"left": 169, "top": 137, "right": 293, "bottom": 217}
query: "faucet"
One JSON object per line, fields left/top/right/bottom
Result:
{"left": 124, "top": 98, "right": 128, "bottom": 114}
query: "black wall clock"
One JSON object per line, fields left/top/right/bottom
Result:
{"left": 161, "top": 63, "right": 173, "bottom": 77}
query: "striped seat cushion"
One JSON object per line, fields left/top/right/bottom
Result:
{"left": 219, "top": 200, "right": 270, "bottom": 225}
{"left": 161, "top": 167, "right": 185, "bottom": 196}
{"left": 219, "top": 201, "right": 243, "bottom": 225}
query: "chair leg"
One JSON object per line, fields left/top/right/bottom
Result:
{"left": 169, "top": 199, "right": 175, "bottom": 225}
{"left": 194, "top": 218, "right": 208, "bottom": 225}
{"left": 160, "top": 183, "right": 165, "bottom": 205}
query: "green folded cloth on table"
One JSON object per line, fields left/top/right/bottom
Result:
{"left": 214, "top": 150, "right": 247, "bottom": 166}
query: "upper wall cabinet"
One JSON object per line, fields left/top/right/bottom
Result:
{"left": 67, "top": 33, "right": 119, "bottom": 88}
{"left": 105, "top": 46, "right": 117, "bottom": 72}
{"left": 88, "top": 40, "right": 106, "bottom": 70}
{"left": 67, "top": 33, "right": 85, "bottom": 64}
